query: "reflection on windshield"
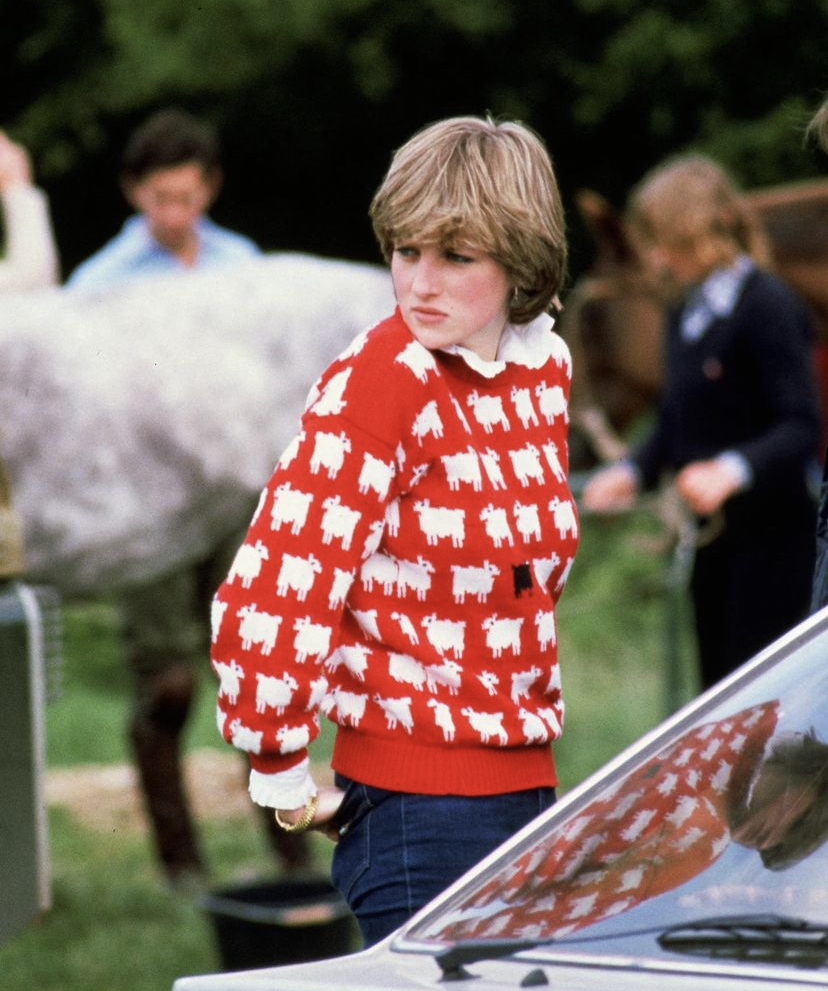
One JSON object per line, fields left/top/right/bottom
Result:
{"left": 414, "top": 700, "right": 828, "bottom": 945}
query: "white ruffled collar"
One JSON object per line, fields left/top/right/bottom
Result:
{"left": 441, "top": 311, "right": 559, "bottom": 378}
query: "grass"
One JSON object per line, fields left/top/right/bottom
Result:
{"left": 0, "top": 506, "right": 698, "bottom": 991}
{"left": 5, "top": 809, "right": 214, "bottom": 990}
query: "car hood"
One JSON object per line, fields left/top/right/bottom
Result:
{"left": 174, "top": 938, "right": 828, "bottom": 991}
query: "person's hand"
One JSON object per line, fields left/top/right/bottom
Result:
{"left": 277, "top": 784, "right": 346, "bottom": 842}
{"left": 675, "top": 458, "right": 742, "bottom": 517}
{"left": 0, "top": 131, "right": 33, "bottom": 192}
{"left": 581, "top": 462, "right": 638, "bottom": 512}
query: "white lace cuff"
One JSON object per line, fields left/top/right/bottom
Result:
{"left": 248, "top": 759, "right": 317, "bottom": 810}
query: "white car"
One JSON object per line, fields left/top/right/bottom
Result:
{"left": 175, "top": 606, "right": 828, "bottom": 990}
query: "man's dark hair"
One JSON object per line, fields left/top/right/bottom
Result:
{"left": 121, "top": 108, "right": 221, "bottom": 182}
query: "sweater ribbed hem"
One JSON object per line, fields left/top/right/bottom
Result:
{"left": 331, "top": 727, "right": 557, "bottom": 796}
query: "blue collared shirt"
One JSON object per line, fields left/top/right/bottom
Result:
{"left": 67, "top": 215, "right": 260, "bottom": 290}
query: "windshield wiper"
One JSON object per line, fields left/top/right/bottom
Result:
{"left": 658, "top": 913, "right": 828, "bottom": 968}
{"left": 435, "top": 938, "right": 546, "bottom": 981}
{"left": 433, "top": 914, "right": 828, "bottom": 979}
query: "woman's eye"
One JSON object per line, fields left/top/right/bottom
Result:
{"left": 446, "top": 250, "right": 473, "bottom": 264}
{"left": 395, "top": 245, "right": 418, "bottom": 259}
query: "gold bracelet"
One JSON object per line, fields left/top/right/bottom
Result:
{"left": 274, "top": 794, "right": 319, "bottom": 834}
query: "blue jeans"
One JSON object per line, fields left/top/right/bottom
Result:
{"left": 330, "top": 775, "right": 555, "bottom": 946}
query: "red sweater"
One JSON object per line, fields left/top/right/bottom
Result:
{"left": 211, "top": 308, "right": 579, "bottom": 802}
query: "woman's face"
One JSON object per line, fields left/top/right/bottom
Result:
{"left": 391, "top": 239, "right": 512, "bottom": 361}
{"left": 730, "top": 763, "right": 817, "bottom": 851}
{"left": 643, "top": 240, "right": 708, "bottom": 287}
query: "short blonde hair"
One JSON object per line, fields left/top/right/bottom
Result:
{"left": 626, "top": 153, "right": 770, "bottom": 273}
{"left": 370, "top": 115, "right": 567, "bottom": 324}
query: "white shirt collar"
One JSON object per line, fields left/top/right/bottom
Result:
{"left": 681, "top": 255, "right": 754, "bottom": 342}
{"left": 441, "top": 311, "right": 561, "bottom": 378}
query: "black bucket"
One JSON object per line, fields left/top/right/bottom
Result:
{"left": 200, "top": 877, "right": 358, "bottom": 971}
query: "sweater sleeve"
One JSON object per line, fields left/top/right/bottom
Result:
{"left": 0, "top": 185, "right": 59, "bottom": 290}
{"left": 211, "top": 412, "right": 401, "bottom": 796}
{"left": 210, "top": 324, "right": 418, "bottom": 807}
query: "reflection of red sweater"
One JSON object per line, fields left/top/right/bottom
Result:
{"left": 428, "top": 702, "right": 779, "bottom": 941}
{"left": 211, "top": 309, "right": 579, "bottom": 799}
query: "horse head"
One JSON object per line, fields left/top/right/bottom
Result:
{"left": 560, "top": 189, "right": 668, "bottom": 470}
{"left": 560, "top": 177, "right": 828, "bottom": 471}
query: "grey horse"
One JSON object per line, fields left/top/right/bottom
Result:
{"left": 1, "top": 252, "right": 393, "bottom": 885}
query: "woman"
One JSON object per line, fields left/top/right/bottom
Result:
{"left": 211, "top": 115, "right": 578, "bottom": 944}
{"left": 583, "top": 154, "right": 820, "bottom": 689}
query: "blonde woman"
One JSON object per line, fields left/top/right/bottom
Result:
{"left": 584, "top": 154, "right": 819, "bottom": 689}
{"left": 211, "top": 116, "right": 578, "bottom": 945}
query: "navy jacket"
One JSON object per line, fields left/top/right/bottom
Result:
{"left": 632, "top": 268, "right": 819, "bottom": 540}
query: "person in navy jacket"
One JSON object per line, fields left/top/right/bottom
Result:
{"left": 584, "top": 154, "right": 819, "bottom": 689}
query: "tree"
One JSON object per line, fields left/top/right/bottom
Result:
{"left": 2, "top": 0, "right": 825, "bottom": 274}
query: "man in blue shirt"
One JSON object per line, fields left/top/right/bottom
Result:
{"left": 68, "top": 107, "right": 259, "bottom": 288}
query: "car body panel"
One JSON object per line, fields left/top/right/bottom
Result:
{"left": 174, "top": 942, "right": 828, "bottom": 991}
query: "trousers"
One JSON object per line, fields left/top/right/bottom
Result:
{"left": 330, "top": 774, "right": 555, "bottom": 947}
{"left": 691, "top": 513, "right": 814, "bottom": 689}
{"left": 123, "top": 543, "right": 310, "bottom": 885}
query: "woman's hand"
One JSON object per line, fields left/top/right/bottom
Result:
{"left": 581, "top": 462, "right": 638, "bottom": 513}
{"left": 277, "top": 784, "right": 346, "bottom": 842}
{"left": 676, "top": 458, "right": 742, "bottom": 517}
{"left": 0, "top": 132, "right": 33, "bottom": 192}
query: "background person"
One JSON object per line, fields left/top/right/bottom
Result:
{"left": 211, "top": 115, "right": 579, "bottom": 946}
{"left": 66, "top": 107, "right": 309, "bottom": 890}
{"left": 67, "top": 107, "right": 258, "bottom": 289}
{"left": 583, "top": 154, "right": 820, "bottom": 690}
{"left": 0, "top": 457, "right": 24, "bottom": 580}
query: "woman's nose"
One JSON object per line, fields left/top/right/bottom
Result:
{"left": 412, "top": 257, "right": 439, "bottom": 295}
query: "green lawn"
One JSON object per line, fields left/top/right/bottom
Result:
{"left": 0, "top": 507, "right": 698, "bottom": 991}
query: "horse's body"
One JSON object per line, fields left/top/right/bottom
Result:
{"left": 8, "top": 196, "right": 825, "bottom": 588}
{"left": 561, "top": 177, "right": 828, "bottom": 467}
{"left": 1, "top": 254, "right": 394, "bottom": 595}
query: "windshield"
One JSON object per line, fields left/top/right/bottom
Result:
{"left": 402, "top": 612, "right": 828, "bottom": 959}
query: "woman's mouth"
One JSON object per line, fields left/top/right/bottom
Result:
{"left": 410, "top": 306, "right": 447, "bottom": 324}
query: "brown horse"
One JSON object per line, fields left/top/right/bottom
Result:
{"left": 561, "top": 177, "right": 828, "bottom": 469}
